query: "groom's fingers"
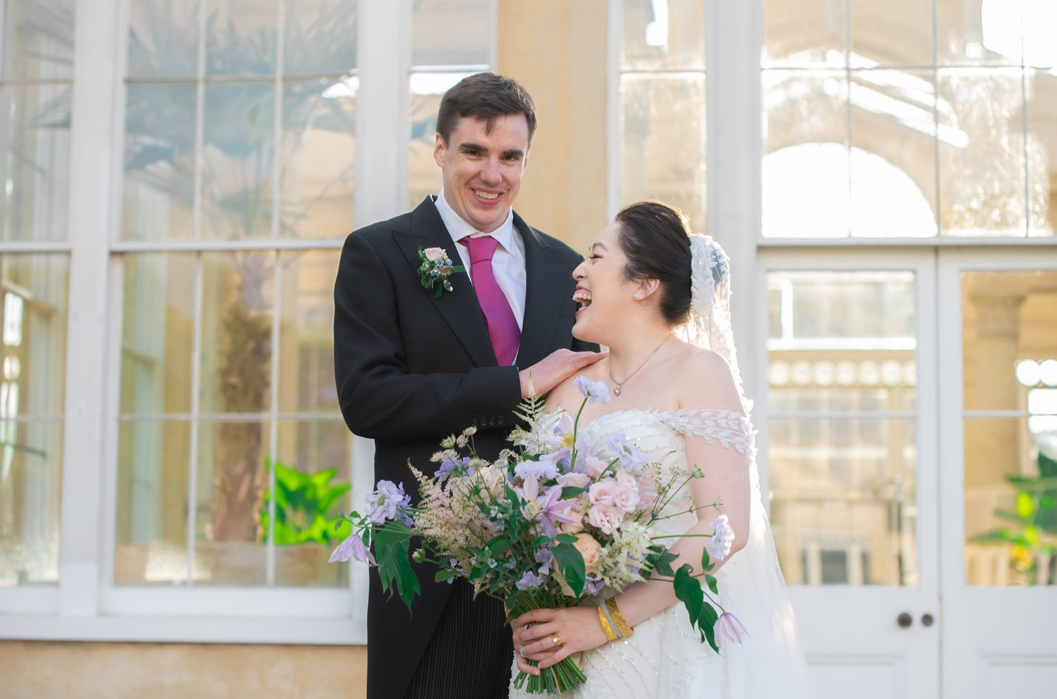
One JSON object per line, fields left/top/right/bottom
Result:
{"left": 519, "top": 349, "right": 608, "bottom": 398}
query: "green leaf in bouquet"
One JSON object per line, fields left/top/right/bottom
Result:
{"left": 645, "top": 545, "right": 678, "bottom": 578}
{"left": 705, "top": 574, "right": 719, "bottom": 596}
{"left": 552, "top": 542, "right": 586, "bottom": 598}
{"left": 374, "top": 524, "right": 418, "bottom": 610}
{"left": 531, "top": 536, "right": 552, "bottom": 547}
{"left": 435, "top": 568, "right": 458, "bottom": 584}
{"left": 674, "top": 564, "right": 703, "bottom": 628}
{"left": 699, "top": 602, "right": 720, "bottom": 652}
{"left": 560, "top": 486, "right": 586, "bottom": 499}
{"left": 554, "top": 533, "right": 578, "bottom": 545}
{"left": 701, "top": 546, "right": 713, "bottom": 572}
{"left": 486, "top": 535, "right": 511, "bottom": 557}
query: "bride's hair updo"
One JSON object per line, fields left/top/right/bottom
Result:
{"left": 614, "top": 201, "right": 693, "bottom": 326}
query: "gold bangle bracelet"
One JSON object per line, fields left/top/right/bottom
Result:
{"left": 597, "top": 604, "right": 619, "bottom": 642}
{"left": 605, "top": 598, "right": 634, "bottom": 639}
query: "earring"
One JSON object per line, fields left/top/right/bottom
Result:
{"left": 633, "top": 293, "right": 640, "bottom": 300}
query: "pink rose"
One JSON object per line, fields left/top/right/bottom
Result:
{"left": 587, "top": 504, "right": 622, "bottom": 535}
{"left": 588, "top": 478, "right": 620, "bottom": 508}
{"left": 558, "top": 472, "right": 591, "bottom": 490}
{"left": 583, "top": 455, "right": 608, "bottom": 479}
{"left": 573, "top": 533, "right": 602, "bottom": 573}
{"left": 423, "top": 247, "right": 446, "bottom": 261}
{"left": 612, "top": 470, "right": 640, "bottom": 513}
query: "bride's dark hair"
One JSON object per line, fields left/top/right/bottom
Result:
{"left": 614, "top": 201, "right": 693, "bottom": 326}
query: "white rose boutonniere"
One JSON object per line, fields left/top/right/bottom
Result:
{"left": 418, "top": 247, "right": 465, "bottom": 299}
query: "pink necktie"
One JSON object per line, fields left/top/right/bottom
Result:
{"left": 461, "top": 236, "right": 521, "bottom": 366}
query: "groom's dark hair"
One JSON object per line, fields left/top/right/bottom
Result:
{"left": 615, "top": 201, "right": 694, "bottom": 327}
{"left": 436, "top": 72, "right": 538, "bottom": 146}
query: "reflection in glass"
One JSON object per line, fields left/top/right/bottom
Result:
{"left": 120, "top": 254, "right": 196, "bottom": 416}
{"left": 849, "top": 0, "right": 931, "bottom": 68}
{"left": 2, "top": 0, "right": 75, "bottom": 81}
{"left": 278, "top": 251, "right": 339, "bottom": 414}
{"left": 408, "top": 72, "right": 475, "bottom": 209}
{"left": 199, "top": 251, "right": 275, "bottom": 415}
{"left": 272, "top": 421, "right": 351, "bottom": 587}
{"left": 763, "top": 0, "right": 845, "bottom": 68}
{"left": 0, "top": 422, "right": 63, "bottom": 586}
{"left": 411, "top": 0, "right": 489, "bottom": 67}
{"left": 195, "top": 421, "right": 270, "bottom": 585}
{"left": 762, "top": 72, "right": 847, "bottom": 237}
{"left": 770, "top": 418, "right": 918, "bottom": 586}
{"left": 938, "top": 70, "right": 1029, "bottom": 237}
{"left": 622, "top": 0, "right": 705, "bottom": 71}
{"left": 128, "top": 0, "right": 200, "bottom": 78}
{"left": 1026, "top": 70, "right": 1056, "bottom": 237}
{"left": 622, "top": 73, "right": 706, "bottom": 232}
{"left": 121, "top": 82, "right": 198, "bottom": 241}
{"left": 284, "top": 0, "right": 358, "bottom": 75}
{"left": 115, "top": 420, "right": 191, "bottom": 585}
{"left": 1023, "top": 0, "right": 1057, "bottom": 68}
{"left": 964, "top": 419, "right": 1057, "bottom": 586}
{"left": 205, "top": 0, "right": 279, "bottom": 76}
{"left": 961, "top": 271, "right": 1057, "bottom": 408}
{"left": 200, "top": 82, "right": 275, "bottom": 240}
{"left": 281, "top": 80, "right": 355, "bottom": 239}
{"left": 1, "top": 84, "right": 72, "bottom": 243}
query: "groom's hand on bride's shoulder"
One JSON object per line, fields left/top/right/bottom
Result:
{"left": 519, "top": 349, "right": 607, "bottom": 399}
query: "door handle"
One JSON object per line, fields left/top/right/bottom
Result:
{"left": 921, "top": 613, "right": 934, "bottom": 627}
{"left": 897, "top": 612, "right": 913, "bottom": 628}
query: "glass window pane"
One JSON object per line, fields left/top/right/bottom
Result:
{"left": 278, "top": 250, "right": 338, "bottom": 414}
{"left": 1, "top": 254, "right": 69, "bottom": 418}
{"left": 621, "top": 73, "right": 706, "bottom": 233}
{"left": 205, "top": 0, "right": 279, "bottom": 76}
{"left": 964, "top": 418, "right": 1057, "bottom": 587}
{"left": 281, "top": 79, "right": 355, "bottom": 239}
{"left": 200, "top": 82, "right": 275, "bottom": 240}
{"left": 938, "top": 69, "right": 1027, "bottom": 237}
{"left": 194, "top": 420, "right": 269, "bottom": 585}
{"left": 408, "top": 71, "right": 470, "bottom": 210}
{"left": 128, "top": 0, "right": 200, "bottom": 79}
{"left": 938, "top": 0, "right": 1022, "bottom": 67}
{"left": 763, "top": 0, "right": 845, "bottom": 68}
{"left": 199, "top": 251, "right": 275, "bottom": 415}
{"left": 120, "top": 254, "right": 196, "bottom": 416}
{"left": 115, "top": 420, "right": 190, "bottom": 585}
{"left": 1023, "top": 0, "right": 1056, "bottom": 69}
{"left": 849, "top": 70, "right": 938, "bottom": 238}
{"left": 2, "top": 0, "right": 75, "bottom": 81}
{"left": 769, "top": 418, "right": 918, "bottom": 586}
{"left": 284, "top": 0, "right": 358, "bottom": 75}
{"left": 411, "top": 0, "right": 489, "bottom": 67}
{"left": 962, "top": 271, "right": 1057, "bottom": 411}
{"left": 1026, "top": 70, "right": 1056, "bottom": 237}
{"left": 121, "top": 82, "right": 197, "bottom": 242}
{"left": 622, "top": 0, "right": 705, "bottom": 71}
{"left": 0, "top": 421, "right": 63, "bottom": 586}
{"left": 272, "top": 420, "right": 350, "bottom": 587}
{"left": 1, "top": 84, "right": 72, "bottom": 243}
{"left": 849, "top": 0, "right": 932, "bottom": 68}
{"left": 762, "top": 72, "right": 848, "bottom": 237}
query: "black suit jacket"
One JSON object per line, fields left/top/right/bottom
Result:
{"left": 334, "top": 196, "right": 595, "bottom": 699}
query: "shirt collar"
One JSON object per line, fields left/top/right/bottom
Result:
{"left": 436, "top": 188, "right": 516, "bottom": 253}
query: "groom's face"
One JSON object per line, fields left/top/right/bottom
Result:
{"left": 433, "top": 113, "right": 530, "bottom": 234}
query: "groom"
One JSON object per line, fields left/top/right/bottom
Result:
{"left": 334, "top": 73, "right": 603, "bottom": 699}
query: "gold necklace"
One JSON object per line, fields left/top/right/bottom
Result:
{"left": 608, "top": 332, "right": 674, "bottom": 396}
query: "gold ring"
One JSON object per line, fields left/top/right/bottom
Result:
{"left": 551, "top": 633, "right": 561, "bottom": 647}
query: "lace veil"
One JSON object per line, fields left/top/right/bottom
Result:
{"left": 684, "top": 234, "right": 810, "bottom": 697}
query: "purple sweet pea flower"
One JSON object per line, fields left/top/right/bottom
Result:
{"left": 329, "top": 533, "right": 376, "bottom": 566}
{"left": 716, "top": 611, "right": 748, "bottom": 647}
{"left": 365, "top": 480, "right": 413, "bottom": 525}
{"left": 516, "top": 570, "right": 546, "bottom": 591}
{"left": 708, "top": 514, "right": 735, "bottom": 562}
{"left": 515, "top": 455, "right": 561, "bottom": 482}
{"left": 583, "top": 576, "right": 604, "bottom": 596}
{"left": 436, "top": 456, "right": 471, "bottom": 482}
{"left": 534, "top": 548, "right": 554, "bottom": 575}
{"left": 607, "top": 433, "right": 647, "bottom": 472}
{"left": 573, "top": 376, "right": 611, "bottom": 404}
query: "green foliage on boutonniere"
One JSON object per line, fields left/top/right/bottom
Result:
{"left": 418, "top": 247, "right": 465, "bottom": 299}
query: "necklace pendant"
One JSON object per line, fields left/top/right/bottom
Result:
{"left": 613, "top": 385, "right": 621, "bottom": 396}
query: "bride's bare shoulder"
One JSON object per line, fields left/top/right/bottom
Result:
{"left": 545, "top": 359, "right": 608, "bottom": 413}
{"left": 674, "top": 348, "right": 742, "bottom": 413}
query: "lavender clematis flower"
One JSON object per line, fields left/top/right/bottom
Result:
{"left": 708, "top": 514, "right": 735, "bottom": 562}
{"left": 523, "top": 476, "right": 579, "bottom": 537}
{"left": 516, "top": 570, "right": 546, "bottom": 591}
{"left": 366, "top": 480, "right": 413, "bottom": 526}
{"left": 329, "top": 533, "right": 376, "bottom": 566}
{"left": 573, "top": 375, "right": 611, "bottom": 404}
{"left": 716, "top": 611, "right": 748, "bottom": 647}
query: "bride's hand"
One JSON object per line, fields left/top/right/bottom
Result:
{"left": 512, "top": 607, "right": 609, "bottom": 673}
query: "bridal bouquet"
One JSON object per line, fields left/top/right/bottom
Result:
{"left": 331, "top": 377, "right": 736, "bottom": 695}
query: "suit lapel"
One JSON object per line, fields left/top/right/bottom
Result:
{"left": 516, "top": 213, "right": 564, "bottom": 367}
{"left": 394, "top": 197, "right": 498, "bottom": 368}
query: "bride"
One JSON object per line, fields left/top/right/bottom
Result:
{"left": 509, "top": 201, "right": 809, "bottom": 698}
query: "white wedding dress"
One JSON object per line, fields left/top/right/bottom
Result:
{"left": 509, "top": 407, "right": 809, "bottom": 699}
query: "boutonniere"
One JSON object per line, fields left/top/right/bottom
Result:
{"left": 418, "top": 247, "right": 465, "bottom": 299}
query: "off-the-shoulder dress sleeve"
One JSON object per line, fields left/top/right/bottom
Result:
{"left": 652, "top": 408, "right": 756, "bottom": 457}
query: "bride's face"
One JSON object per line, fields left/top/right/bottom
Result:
{"left": 571, "top": 223, "right": 639, "bottom": 342}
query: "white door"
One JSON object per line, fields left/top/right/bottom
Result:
{"left": 758, "top": 249, "right": 941, "bottom": 699}
{"left": 938, "top": 250, "right": 1057, "bottom": 699}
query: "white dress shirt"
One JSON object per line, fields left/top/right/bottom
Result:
{"left": 435, "top": 189, "right": 527, "bottom": 331}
